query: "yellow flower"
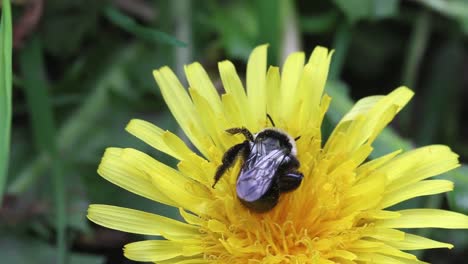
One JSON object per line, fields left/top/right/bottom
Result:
{"left": 87, "top": 45, "right": 468, "bottom": 263}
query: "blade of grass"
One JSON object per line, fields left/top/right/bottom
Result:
{"left": 0, "top": 0, "right": 13, "bottom": 205}
{"left": 417, "top": 39, "right": 463, "bottom": 145}
{"left": 104, "top": 6, "right": 187, "bottom": 47}
{"left": 255, "top": 0, "right": 283, "bottom": 64}
{"left": 329, "top": 20, "right": 352, "bottom": 80}
{"left": 19, "top": 36, "right": 67, "bottom": 264}
{"left": 399, "top": 8, "right": 431, "bottom": 130}
{"left": 8, "top": 44, "right": 139, "bottom": 194}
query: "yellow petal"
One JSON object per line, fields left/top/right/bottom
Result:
{"left": 124, "top": 240, "right": 203, "bottom": 262}
{"left": 184, "top": 62, "right": 223, "bottom": 114}
{"left": 380, "top": 145, "right": 459, "bottom": 191}
{"left": 386, "top": 233, "right": 453, "bottom": 250}
{"left": 153, "top": 67, "right": 212, "bottom": 159}
{"left": 280, "top": 52, "right": 305, "bottom": 121}
{"left": 117, "top": 148, "right": 213, "bottom": 214}
{"left": 361, "top": 228, "right": 405, "bottom": 241}
{"left": 375, "top": 244, "right": 417, "bottom": 260}
{"left": 307, "top": 46, "right": 333, "bottom": 108}
{"left": 331, "top": 250, "right": 357, "bottom": 260}
{"left": 326, "top": 87, "right": 413, "bottom": 156}
{"left": 376, "top": 209, "right": 468, "bottom": 229}
{"left": 379, "top": 179, "right": 454, "bottom": 209}
{"left": 189, "top": 88, "right": 230, "bottom": 151}
{"left": 221, "top": 92, "right": 243, "bottom": 127}
{"left": 157, "top": 256, "right": 210, "bottom": 264}
{"left": 341, "top": 96, "right": 385, "bottom": 122}
{"left": 393, "top": 259, "right": 429, "bottom": 264}
{"left": 87, "top": 205, "right": 199, "bottom": 238}
{"left": 218, "top": 60, "right": 253, "bottom": 128}
{"left": 348, "top": 240, "right": 384, "bottom": 251}
{"left": 179, "top": 208, "right": 204, "bottom": 226}
{"left": 356, "top": 149, "right": 402, "bottom": 176}
{"left": 344, "top": 172, "right": 385, "bottom": 214}
{"left": 247, "top": 44, "right": 268, "bottom": 130}
{"left": 295, "top": 64, "right": 322, "bottom": 133}
{"left": 126, "top": 119, "right": 195, "bottom": 161}
{"left": 177, "top": 153, "right": 216, "bottom": 186}
{"left": 359, "top": 210, "right": 401, "bottom": 220}
{"left": 355, "top": 253, "right": 405, "bottom": 264}
{"left": 265, "top": 66, "right": 281, "bottom": 125}
{"left": 97, "top": 148, "right": 176, "bottom": 206}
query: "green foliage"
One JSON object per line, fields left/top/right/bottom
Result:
{"left": 42, "top": 1, "right": 104, "bottom": 57}
{"left": 20, "top": 36, "right": 67, "bottom": 264}
{"left": 104, "top": 6, "right": 187, "bottom": 47}
{"left": 0, "top": 0, "right": 12, "bottom": 205}
{"left": 2, "top": 1, "right": 468, "bottom": 263}
{"left": 415, "top": 0, "right": 468, "bottom": 33}
{"left": 333, "top": 0, "right": 399, "bottom": 23}
{"left": 445, "top": 165, "right": 468, "bottom": 215}
{"left": 1, "top": 235, "right": 104, "bottom": 264}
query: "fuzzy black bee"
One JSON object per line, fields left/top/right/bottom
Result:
{"left": 212, "top": 121, "right": 303, "bottom": 212}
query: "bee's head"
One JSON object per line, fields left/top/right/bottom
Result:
{"left": 254, "top": 128, "right": 297, "bottom": 156}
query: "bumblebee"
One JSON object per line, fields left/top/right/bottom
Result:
{"left": 212, "top": 125, "right": 303, "bottom": 212}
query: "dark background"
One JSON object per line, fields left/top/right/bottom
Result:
{"left": 1, "top": 0, "right": 468, "bottom": 263}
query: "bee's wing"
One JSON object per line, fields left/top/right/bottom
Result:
{"left": 236, "top": 146, "right": 285, "bottom": 202}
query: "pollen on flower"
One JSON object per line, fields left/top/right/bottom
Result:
{"left": 87, "top": 45, "right": 468, "bottom": 264}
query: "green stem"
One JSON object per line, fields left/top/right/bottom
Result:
{"left": 329, "top": 21, "right": 352, "bottom": 80}
{"left": 172, "top": 0, "right": 192, "bottom": 78}
{"left": 52, "top": 161, "right": 67, "bottom": 264}
{"left": 399, "top": 9, "right": 431, "bottom": 130}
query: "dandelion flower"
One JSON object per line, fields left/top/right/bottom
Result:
{"left": 87, "top": 45, "right": 468, "bottom": 263}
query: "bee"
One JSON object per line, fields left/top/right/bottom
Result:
{"left": 212, "top": 118, "right": 303, "bottom": 212}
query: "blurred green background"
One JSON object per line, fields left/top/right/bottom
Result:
{"left": 1, "top": 0, "right": 468, "bottom": 263}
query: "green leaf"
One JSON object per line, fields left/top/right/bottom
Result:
{"left": 398, "top": 9, "right": 431, "bottom": 130}
{"left": 42, "top": 1, "right": 104, "bottom": 57}
{"left": 210, "top": 2, "right": 258, "bottom": 60}
{"left": 444, "top": 165, "right": 468, "bottom": 215}
{"left": 0, "top": 235, "right": 104, "bottom": 264}
{"left": 19, "top": 38, "right": 56, "bottom": 152}
{"left": 19, "top": 36, "right": 67, "bottom": 264}
{"left": 414, "top": 0, "right": 468, "bottom": 34}
{"left": 0, "top": 0, "right": 12, "bottom": 205}
{"left": 255, "top": 0, "right": 283, "bottom": 64}
{"left": 104, "top": 6, "right": 186, "bottom": 47}
{"left": 417, "top": 39, "right": 464, "bottom": 146}
{"left": 329, "top": 22, "right": 353, "bottom": 80}
{"left": 333, "top": 0, "right": 399, "bottom": 23}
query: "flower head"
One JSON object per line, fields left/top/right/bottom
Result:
{"left": 87, "top": 45, "right": 468, "bottom": 263}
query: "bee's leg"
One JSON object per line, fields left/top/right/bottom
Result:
{"left": 212, "top": 141, "right": 249, "bottom": 188}
{"left": 278, "top": 171, "right": 303, "bottom": 192}
{"left": 225, "top": 127, "right": 254, "bottom": 141}
{"left": 278, "top": 156, "right": 302, "bottom": 192}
